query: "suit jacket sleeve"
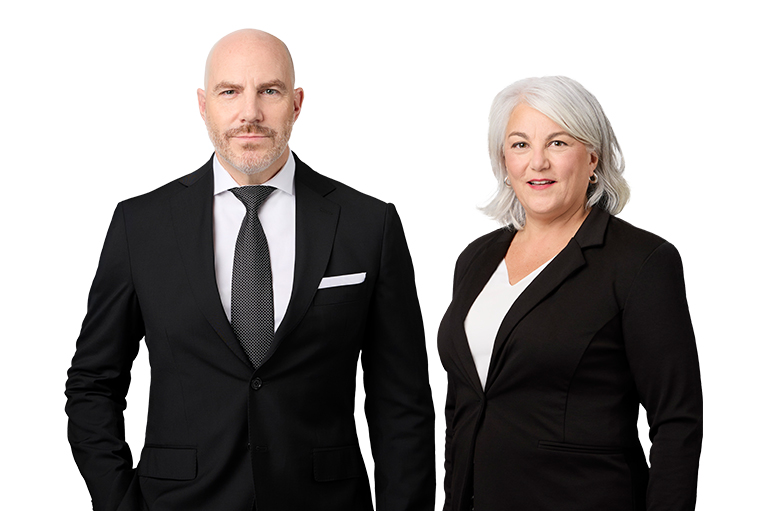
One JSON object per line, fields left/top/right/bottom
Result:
{"left": 65, "top": 203, "right": 145, "bottom": 511}
{"left": 360, "top": 203, "right": 435, "bottom": 511}
{"left": 622, "top": 242, "right": 703, "bottom": 511}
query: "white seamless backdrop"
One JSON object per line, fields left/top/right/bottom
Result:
{"left": 2, "top": 1, "right": 764, "bottom": 509}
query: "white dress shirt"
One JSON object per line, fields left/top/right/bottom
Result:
{"left": 464, "top": 258, "right": 552, "bottom": 388}
{"left": 213, "top": 152, "right": 296, "bottom": 331}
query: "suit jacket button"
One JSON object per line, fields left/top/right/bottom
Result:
{"left": 251, "top": 378, "right": 263, "bottom": 390}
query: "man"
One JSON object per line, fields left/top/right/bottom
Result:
{"left": 65, "top": 29, "right": 435, "bottom": 511}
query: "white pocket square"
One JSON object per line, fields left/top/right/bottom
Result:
{"left": 318, "top": 272, "right": 366, "bottom": 289}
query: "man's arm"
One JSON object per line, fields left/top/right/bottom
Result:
{"left": 361, "top": 203, "right": 435, "bottom": 511}
{"left": 65, "top": 203, "right": 145, "bottom": 511}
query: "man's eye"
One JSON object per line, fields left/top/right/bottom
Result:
{"left": 221, "top": 90, "right": 235, "bottom": 95}
{"left": 263, "top": 89, "right": 278, "bottom": 95}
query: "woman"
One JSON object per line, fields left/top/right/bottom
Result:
{"left": 438, "top": 76, "right": 702, "bottom": 511}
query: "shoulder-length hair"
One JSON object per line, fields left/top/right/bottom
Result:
{"left": 481, "top": 76, "right": 630, "bottom": 229}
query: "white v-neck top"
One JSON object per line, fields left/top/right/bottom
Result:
{"left": 464, "top": 258, "right": 553, "bottom": 389}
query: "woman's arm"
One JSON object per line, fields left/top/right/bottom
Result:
{"left": 623, "top": 241, "right": 703, "bottom": 511}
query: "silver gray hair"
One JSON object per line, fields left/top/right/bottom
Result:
{"left": 481, "top": 76, "right": 630, "bottom": 229}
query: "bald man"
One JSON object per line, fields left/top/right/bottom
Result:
{"left": 66, "top": 29, "right": 435, "bottom": 511}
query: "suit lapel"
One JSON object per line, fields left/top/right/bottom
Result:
{"left": 449, "top": 230, "right": 513, "bottom": 394}
{"left": 168, "top": 154, "right": 345, "bottom": 369}
{"left": 170, "top": 156, "right": 250, "bottom": 368}
{"left": 484, "top": 207, "right": 610, "bottom": 389}
{"left": 264, "top": 154, "right": 339, "bottom": 362}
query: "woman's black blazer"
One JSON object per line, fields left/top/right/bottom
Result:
{"left": 438, "top": 207, "right": 702, "bottom": 511}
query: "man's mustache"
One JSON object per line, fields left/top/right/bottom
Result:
{"left": 225, "top": 124, "right": 276, "bottom": 138}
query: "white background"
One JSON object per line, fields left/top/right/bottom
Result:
{"left": 2, "top": 0, "right": 764, "bottom": 508}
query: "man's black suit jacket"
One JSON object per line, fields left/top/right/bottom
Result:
{"left": 438, "top": 207, "right": 702, "bottom": 511}
{"left": 66, "top": 154, "right": 435, "bottom": 511}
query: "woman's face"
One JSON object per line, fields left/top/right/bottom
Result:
{"left": 504, "top": 104, "right": 598, "bottom": 225}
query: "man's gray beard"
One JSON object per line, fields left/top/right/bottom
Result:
{"left": 206, "top": 121, "right": 293, "bottom": 176}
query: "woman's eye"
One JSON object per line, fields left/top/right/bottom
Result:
{"left": 550, "top": 140, "right": 567, "bottom": 147}
{"left": 511, "top": 142, "right": 527, "bottom": 149}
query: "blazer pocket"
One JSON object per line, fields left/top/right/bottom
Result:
{"left": 313, "top": 281, "right": 367, "bottom": 306}
{"left": 138, "top": 445, "right": 197, "bottom": 480}
{"left": 537, "top": 440, "right": 624, "bottom": 455}
{"left": 313, "top": 445, "right": 366, "bottom": 482}
{"left": 318, "top": 272, "right": 366, "bottom": 289}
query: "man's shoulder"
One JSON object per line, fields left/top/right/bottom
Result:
{"left": 294, "top": 154, "right": 388, "bottom": 212}
{"left": 120, "top": 158, "right": 213, "bottom": 210}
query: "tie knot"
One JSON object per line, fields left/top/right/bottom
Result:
{"left": 230, "top": 186, "right": 276, "bottom": 212}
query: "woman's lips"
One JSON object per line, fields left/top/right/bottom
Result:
{"left": 528, "top": 179, "right": 555, "bottom": 189}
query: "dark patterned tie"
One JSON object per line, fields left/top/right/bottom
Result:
{"left": 229, "top": 186, "right": 276, "bottom": 368}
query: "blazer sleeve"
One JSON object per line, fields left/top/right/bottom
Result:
{"left": 65, "top": 203, "right": 145, "bottom": 511}
{"left": 442, "top": 247, "right": 470, "bottom": 511}
{"left": 622, "top": 241, "right": 703, "bottom": 511}
{"left": 443, "top": 372, "right": 456, "bottom": 511}
{"left": 360, "top": 203, "right": 436, "bottom": 511}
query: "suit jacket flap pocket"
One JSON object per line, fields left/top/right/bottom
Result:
{"left": 138, "top": 446, "right": 197, "bottom": 480}
{"left": 537, "top": 440, "right": 623, "bottom": 455}
{"left": 313, "top": 445, "right": 365, "bottom": 482}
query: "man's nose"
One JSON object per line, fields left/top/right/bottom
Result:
{"left": 240, "top": 93, "right": 264, "bottom": 124}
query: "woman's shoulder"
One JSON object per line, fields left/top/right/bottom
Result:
{"left": 461, "top": 227, "right": 512, "bottom": 255}
{"left": 452, "top": 227, "right": 512, "bottom": 280}
{"left": 604, "top": 214, "right": 671, "bottom": 256}
{"left": 600, "top": 214, "right": 687, "bottom": 283}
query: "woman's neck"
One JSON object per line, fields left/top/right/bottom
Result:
{"left": 517, "top": 205, "right": 591, "bottom": 244}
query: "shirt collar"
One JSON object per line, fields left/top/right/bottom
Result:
{"left": 213, "top": 150, "right": 296, "bottom": 196}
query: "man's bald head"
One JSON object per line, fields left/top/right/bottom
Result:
{"left": 203, "top": 29, "right": 295, "bottom": 90}
{"left": 197, "top": 29, "right": 304, "bottom": 185}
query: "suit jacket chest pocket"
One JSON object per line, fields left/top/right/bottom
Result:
{"left": 312, "top": 280, "right": 367, "bottom": 306}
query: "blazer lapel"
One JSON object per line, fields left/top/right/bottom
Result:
{"left": 449, "top": 229, "right": 514, "bottom": 394}
{"left": 484, "top": 207, "right": 610, "bottom": 389}
{"left": 264, "top": 154, "right": 339, "bottom": 362}
{"left": 170, "top": 156, "right": 250, "bottom": 368}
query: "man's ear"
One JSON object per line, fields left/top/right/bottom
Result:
{"left": 197, "top": 88, "right": 207, "bottom": 121}
{"left": 292, "top": 87, "right": 304, "bottom": 121}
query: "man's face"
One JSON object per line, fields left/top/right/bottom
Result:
{"left": 198, "top": 36, "right": 303, "bottom": 182}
